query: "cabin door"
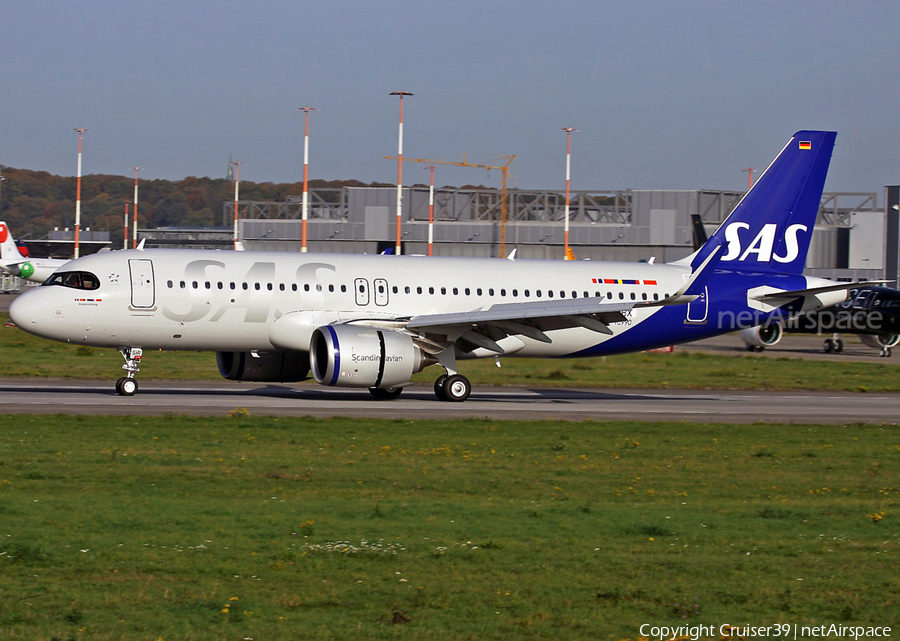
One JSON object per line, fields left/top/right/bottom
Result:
{"left": 128, "top": 259, "right": 156, "bottom": 309}
{"left": 685, "top": 286, "right": 708, "bottom": 324}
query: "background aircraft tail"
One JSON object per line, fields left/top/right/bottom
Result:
{"left": 0, "top": 221, "right": 27, "bottom": 261}
{"left": 700, "top": 130, "right": 836, "bottom": 275}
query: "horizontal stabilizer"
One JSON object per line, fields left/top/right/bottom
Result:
{"left": 753, "top": 280, "right": 889, "bottom": 302}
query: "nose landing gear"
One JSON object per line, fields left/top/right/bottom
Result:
{"left": 116, "top": 347, "right": 142, "bottom": 396}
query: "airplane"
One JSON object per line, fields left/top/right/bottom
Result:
{"left": 740, "top": 285, "right": 900, "bottom": 357}
{"left": 9, "top": 130, "right": 869, "bottom": 401}
{"left": 0, "top": 221, "right": 70, "bottom": 284}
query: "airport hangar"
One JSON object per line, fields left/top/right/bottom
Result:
{"left": 140, "top": 185, "right": 897, "bottom": 285}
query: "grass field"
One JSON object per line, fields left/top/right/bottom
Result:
{"left": 0, "top": 414, "right": 897, "bottom": 640}
{"left": 3, "top": 313, "right": 900, "bottom": 392}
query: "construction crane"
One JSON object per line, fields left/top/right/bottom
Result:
{"left": 383, "top": 154, "right": 515, "bottom": 257}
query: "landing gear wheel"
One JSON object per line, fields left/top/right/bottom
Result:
{"left": 824, "top": 339, "right": 835, "bottom": 353}
{"left": 116, "top": 377, "right": 138, "bottom": 396}
{"left": 369, "top": 387, "right": 403, "bottom": 400}
{"left": 434, "top": 374, "right": 449, "bottom": 401}
{"left": 882, "top": 347, "right": 892, "bottom": 358}
{"left": 834, "top": 339, "right": 844, "bottom": 353}
{"left": 442, "top": 374, "right": 471, "bottom": 403}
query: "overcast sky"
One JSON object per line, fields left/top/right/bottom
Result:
{"left": 2, "top": 1, "right": 899, "bottom": 195}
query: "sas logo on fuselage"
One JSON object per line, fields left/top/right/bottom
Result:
{"left": 720, "top": 222, "right": 807, "bottom": 264}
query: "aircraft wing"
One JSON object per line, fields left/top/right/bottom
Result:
{"left": 402, "top": 298, "right": 646, "bottom": 354}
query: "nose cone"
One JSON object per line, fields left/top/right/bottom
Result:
{"left": 9, "top": 288, "right": 50, "bottom": 337}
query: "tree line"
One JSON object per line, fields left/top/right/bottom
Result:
{"left": 0, "top": 167, "right": 399, "bottom": 240}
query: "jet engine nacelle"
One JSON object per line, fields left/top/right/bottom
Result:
{"left": 739, "top": 322, "right": 783, "bottom": 351}
{"left": 310, "top": 325, "right": 430, "bottom": 389}
{"left": 216, "top": 351, "right": 310, "bottom": 382}
{"left": 860, "top": 333, "right": 900, "bottom": 349}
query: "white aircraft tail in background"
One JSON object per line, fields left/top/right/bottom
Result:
{"left": 0, "top": 221, "right": 69, "bottom": 283}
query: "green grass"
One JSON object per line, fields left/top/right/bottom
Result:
{"left": 3, "top": 312, "right": 900, "bottom": 391}
{"left": 0, "top": 414, "right": 897, "bottom": 639}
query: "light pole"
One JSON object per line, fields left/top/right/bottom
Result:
{"left": 123, "top": 201, "right": 130, "bottom": 250}
{"left": 426, "top": 165, "right": 435, "bottom": 256}
{"left": 232, "top": 161, "right": 243, "bottom": 250}
{"left": 298, "top": 107, "right": 316, "bottom": 253}
{"left": 561, "top": 127, "right": 577, "bottom": 260}
{"left": 390, "top": 91, "right": 413, "bottom": 255}
{"left": 131, "top": 167, "right": 142, "bottom": 249}
{"left": 73, "top": 128, "right": 88, "bottom": 258}
{"left": 743, "top": 167, "right": 755, "bottom": 191}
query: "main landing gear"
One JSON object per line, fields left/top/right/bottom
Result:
{"left": 116, "top": 347, "right": 142, "bottom": 396}
{"left": 433, "top": 373, "right": 472, "bottom": 402}
{"left": 823, "top": 337, "right": 844, "bottom": 354}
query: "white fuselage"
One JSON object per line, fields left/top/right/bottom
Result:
{"left": 11, "top": 249, "right": 690, "bottom": 357}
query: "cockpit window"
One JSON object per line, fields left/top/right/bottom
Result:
{"left": 43, "top": 271, "right": 100, "bottom": 291}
